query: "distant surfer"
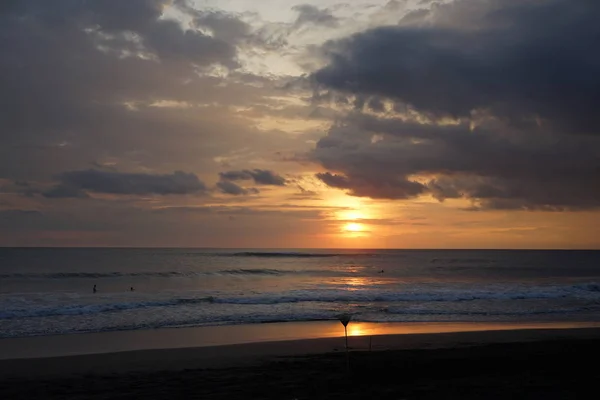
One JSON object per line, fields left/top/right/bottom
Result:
{"left": 93, "top": 284, "right": 97, "bottom": 293}
{"left": 379, "top": 269, "right": 384, "bottom": 273}
{"left": 130, "top": 287, "right": 134, "bottom": 292}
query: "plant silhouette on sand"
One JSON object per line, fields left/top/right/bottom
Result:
{"left": 337, "top": 313, "right": 352, "bottom": 372}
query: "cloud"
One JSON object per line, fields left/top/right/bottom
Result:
{"left": 42, "top": 185, "right": 89, "bottom": 199}
{"left": 312, "top": 113, "right": 600, "bottom": 210}
{"left": 6, "top": 0, "right": 240, "bottom": 67}
{"left": 0, "top": 0, "right": 346, "bottom": 246}
{"left": 292, "top": 4, "right": 339, "bottom": 30}
{"left": 0, "top": 0, "right": 296, "bottom": 183}
{"left": 216, "top": 180, "right": 259, "bottom": 196}
{"left": 50, "top": 169, "right": 207, "bottom": 196}
{"left": 316, "top": 171, "right": 426, "bottom": 200}
{"left": 219, "top": 169, "right": 287, "bottom": 186}
{"left": 313, "top": 0, "right": 600, "bottom": 135}
{"left": 288, "top": 184, "right": 321, "bottom": 200}
{"left": 307, "top": 0, "right": 600, "bottom": 211}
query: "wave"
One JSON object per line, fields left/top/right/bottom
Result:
{"left": 211, "top": 287, "right": 597, "bottom": 305}
{"left": 382, "top": 307, "right": 587, "bottom": 316}
{"left": 576, "top": 282, "right": 600, "bottom": 292}
{"left": 0, "top": 312, "right": 336, "bottom": 338}
{"left": 3, "top": 304, "right": 599, "bottom": 339}
{"left": 0, "top": 268, "right": 354, "bottom": 280}
{"left": 0, "top": 297, "right": 215, "bottom": 319}
{"left": 3, "top": 282, "right": 599, "bottom": 320}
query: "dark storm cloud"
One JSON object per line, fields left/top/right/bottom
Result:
{"left": 292, "top": 4, "right": 339, "bottom": 29}
{"left": 216, "top": 180, "right": 260, "bottom": 196}
{"left": 50, "top": 170, "right": 207, "bottom": 196}
{"left": 219, "top": 169, "right": 287, "bottom": 186}
{"left": 308, "top": 0, "right": 600, "bottom": 210}
{"left": 313, "top": 114, "right": 600, "bottom": 210}
{"left": 314, "top": 0, "right": 600, "bottom": 135}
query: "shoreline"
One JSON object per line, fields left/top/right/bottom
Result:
{"left": 1, "top": 322, "right": 600, "bottom": 378}
{"left": 2, "top": 326, "right": 600, "bottom": 399}
{"left": 2, "top": 320, "right": 600, "bottom": 361}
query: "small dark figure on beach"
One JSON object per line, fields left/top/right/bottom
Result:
{"left": 93, "top": 284, "right": 97, "bottom": 293}
{"left": 130, "top": 287, "right": 135, "bottom": 291}
{"left": 379, "top": 269, "right": 384, "bottom": 273}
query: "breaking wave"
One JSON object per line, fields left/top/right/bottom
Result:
{"left": 3, "top": 282, "right": 599, "bottom": 320}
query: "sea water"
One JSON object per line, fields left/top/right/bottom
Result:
{"left": 1, "top": 248, "right": 599, "bottom": 338}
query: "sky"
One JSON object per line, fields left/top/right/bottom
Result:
{"left": 1, "top": 0, "right": 599, "bottom": 249}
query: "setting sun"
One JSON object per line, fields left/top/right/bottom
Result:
{"left": 344, "top": 222, "right": 364, "bottom": 232}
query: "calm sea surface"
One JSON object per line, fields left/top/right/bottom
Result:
{"left": 1, "top": 248, "right": 599, "bottom": 338}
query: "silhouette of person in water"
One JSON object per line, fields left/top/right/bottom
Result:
{"left": 93, "top": 284, "right": 97, "bottom": 293}
{"left": 130, "top": 287, "right": 134, "bottom": 292}
{"left": 379, "top": 269, "right": 384, "bottom": 273}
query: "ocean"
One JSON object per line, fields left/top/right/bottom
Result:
{"left": 1, "top": 248, "right": 599, "bottom": 338}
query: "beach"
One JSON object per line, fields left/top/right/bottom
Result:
{"left": 1, "top": 324, "right": 600, "bottom": 399}
{"left": 2, "top": 249, "right": 600, "bottom": 398}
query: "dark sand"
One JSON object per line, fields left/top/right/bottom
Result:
{"left": 1, "top": 327, "right": 600, "bottom": 399}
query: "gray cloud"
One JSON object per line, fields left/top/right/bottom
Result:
{"left": 308, "top": 0, "right": 600, "bottom": 210}
{"left": 219, "top": 169, "right": 287, "bottom": 186}
{"left": 313, "top": 113, "right": 600, "bottom": 210}
{"left": 50, "top": 170, "right": 207, "bottom": 196}
{"left": 0, "top": 0, "right": 329, "bottom": 245}
{"left": 6, "top": 0, "right": 239, "bottom": 67}
{"left": 292, "top": 4, "right": 339, "bottom": 30}
{"left": 42, "top": 185, "right": 89, "bottom": 199}
{"left": 176, "top": 1, "right": 279, "bottom": 50}
{"left": 289, "top": 185, "right": 320, "bottom": 200}
{"left": 216, "top": 180, "right": 259, "bottom": 196}
{"left": 0, "top": 0, "right": 289, "bottom": 183}
{"left": 314, "top": 0, "right": 600, "bottom": 135}
{"left": 317, "top": 171, "right": 426, "bottom": 200}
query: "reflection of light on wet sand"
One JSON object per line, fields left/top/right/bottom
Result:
{"left": 317, "top": 321, "right": 600, "bottom": 340}
{"left": 6, "top": 320, "right": 600, "bottom": 360}
{"left": 347, "top": 325, "right": 366, "bottom": 336}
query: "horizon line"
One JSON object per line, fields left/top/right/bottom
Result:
{"left": 0, "top": 246, "right": 598, "bottom": 251}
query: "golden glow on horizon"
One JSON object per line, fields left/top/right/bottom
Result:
{"left": 335, "top": 203, "right": 374, "bottom": 237}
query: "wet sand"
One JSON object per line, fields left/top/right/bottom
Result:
{"left": 1, "top": 326, "right": 599, "bottom": 399}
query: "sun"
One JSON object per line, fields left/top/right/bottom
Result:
{"left": 344, "top": 222, "right": 364, "bottom": 232}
